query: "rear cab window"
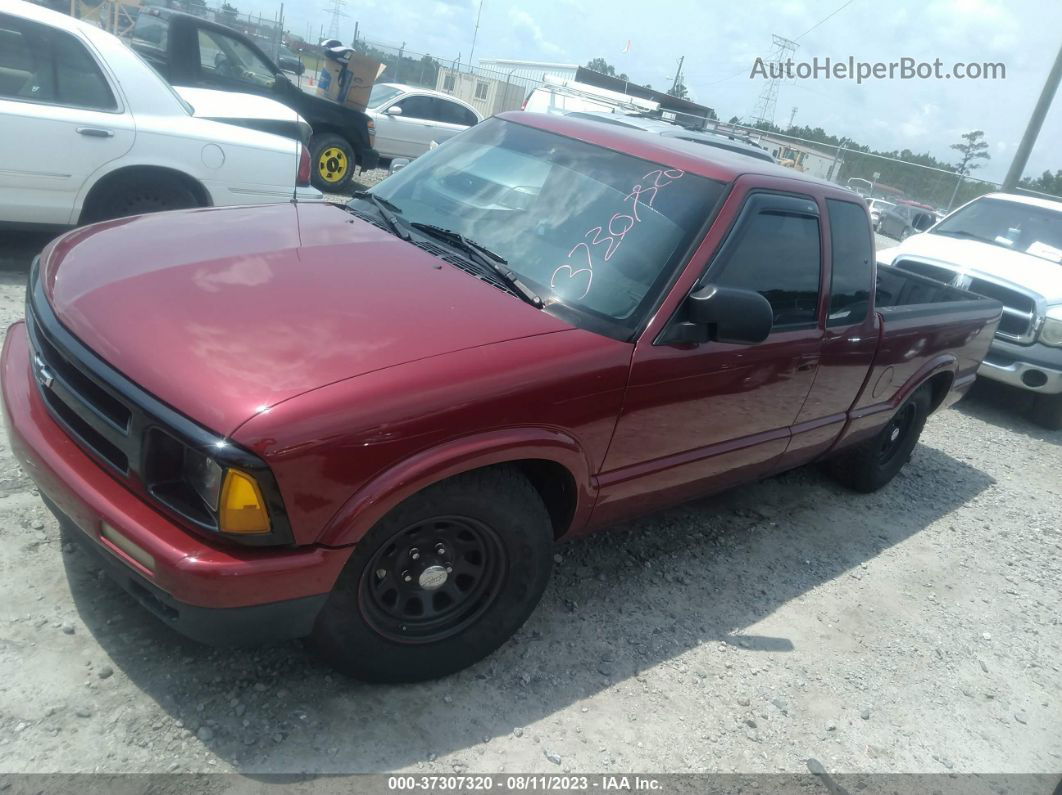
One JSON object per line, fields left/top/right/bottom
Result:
{"left": 826, "top": 199, "right": 873, "bottom": 326}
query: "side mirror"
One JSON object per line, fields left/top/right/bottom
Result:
{"left": 661, "top": 284, "right": 774, "bottom": 345}
{"left": 385, "top": 105, "right": 403, "bottom": 116}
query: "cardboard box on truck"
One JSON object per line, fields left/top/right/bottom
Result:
{"left": 317, "top": 53, "right": 383, "bottom": 112}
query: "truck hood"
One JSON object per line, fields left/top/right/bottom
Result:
{"left": 879, "top": 232, "right": 1062, "bottom": 303}
{"left": 41, "top": 202, "right": 572, "bottom": 435}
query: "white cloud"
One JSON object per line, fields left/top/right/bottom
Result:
{"left": 507, "top": 8, "right": 563, "bottom": 56}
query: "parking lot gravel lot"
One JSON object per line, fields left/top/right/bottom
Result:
{"left": 0, "top": 204, "right": 1058, "bottom": 780}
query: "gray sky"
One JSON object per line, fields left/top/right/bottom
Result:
{"left": 262, "top": 0, "right": 1061, "bottom": 183}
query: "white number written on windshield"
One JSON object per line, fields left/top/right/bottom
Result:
{"left": 550, "top": 168, "right": 685, "bottom": 302}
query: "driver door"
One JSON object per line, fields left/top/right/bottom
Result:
{"left": 594, "top": 189, "right": 826, "bottom": 526}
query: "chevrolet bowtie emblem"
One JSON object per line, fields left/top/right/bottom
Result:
{"left": 33, "top": 354, "right": 54, "bottom": 390}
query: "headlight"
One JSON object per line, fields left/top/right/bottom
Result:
{"left": 145, "top": 430, "right": 282, "bottom": 542}
{"left": 182, "top": 446, "right": 223, "bottom": 511}
{"left": 1041, "top": 306, "right": 1062, "bottom": 348}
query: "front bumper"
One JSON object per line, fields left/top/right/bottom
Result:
{"left": 1, "top": 321, "right": 350, "bottom": 645}
{"left": 978, "top": 337, "right": 1062, "bottom": 395}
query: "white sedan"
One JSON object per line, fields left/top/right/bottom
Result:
{"left": 364, "top": 83, "right": 482, "bottom": 160}
{"left": 0, "top": 1, "right": 321, "bottom": 228}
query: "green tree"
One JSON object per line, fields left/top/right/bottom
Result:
{"left": 585, "top": 58, "right": 628, "bottom": 82}
{"left": 218, "top": 2, "right": 239, "bottom": 25}
{"left": 1019, "top": 169, "right": 1062, "bottom": 198}
{"left": 728, "top": 115, "right": 740, "bottom": 124}
{"left": 951, "top": 129, "right": 990, "bottom": 176}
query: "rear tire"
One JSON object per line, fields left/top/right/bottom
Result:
{"left": 81, "top": 175, "right": 199, "bottom": 224}
{"left": 310, "top": 133, "right": 356, "bottom": 193}
{"left": 1030, "top": 392, "right": 1062, "bottom": 430}
{"left": 827, "top": 386, "right": 932, "bottom": 493}
{"left": 311, "top": 467, "right": 553, "bottom": 682}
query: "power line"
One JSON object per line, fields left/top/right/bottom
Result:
{"left": 795, "top": 0, "right": 857, "bottom": 41}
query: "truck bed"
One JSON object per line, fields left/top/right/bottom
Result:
{"left": 843, "top": 265, "right": 1004, "bottom": 436}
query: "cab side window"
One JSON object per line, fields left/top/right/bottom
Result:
{"left": 826, "top": 199, "right": 873, "bottom": 326}
{"left": 710, "top": 195, "right": 822, "bottom": 329}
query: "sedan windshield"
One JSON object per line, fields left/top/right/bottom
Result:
{"left": 933, "top": 197, "right": 1062, "bottom": 263}
{"left": 369, "top": 118, "right": 726, "bottom": 338}
{"left": 367, "top": 84, "right": 404, "bottom": 109}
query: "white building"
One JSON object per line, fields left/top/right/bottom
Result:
{"left": 476, "top": 59, "right": 579, "bottom": 85}
{"left": 435, "top": 68, "right": 526, "bottom": 117}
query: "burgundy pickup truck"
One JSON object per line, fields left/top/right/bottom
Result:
{"left": 2, "top": 113, "right": 1001, "bottom": 682}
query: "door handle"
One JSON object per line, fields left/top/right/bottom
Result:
{"left": 76, "top": 127, "right": 114, "bottom": 138}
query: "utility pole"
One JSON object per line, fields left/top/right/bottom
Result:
{"left": 1003, "top": 40, "right": 1062, "bottom": 191}
{"left": 787, "top": 105, "right": 797, "bottom": 130}
{"left": 671, "top": 56, "right": 685, "bottom": 94}
{"left": 352, "top": 21, "right": 358, "bottom": 47}
{"left": 469, "top": 0, "right": 484, "bottom": 66}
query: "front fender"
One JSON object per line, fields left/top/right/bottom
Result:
{"left": 318, "top": 427, "right": 595, "bottom": 548}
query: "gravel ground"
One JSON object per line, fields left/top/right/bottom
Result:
{"left": 0, "top": 221, "right": 1058, "bottom": 780}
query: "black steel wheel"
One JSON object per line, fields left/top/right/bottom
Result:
{"left": 877, "top": 402, "right": 917, "bottom": 467}
{"left": 359, "top": 516, "right": 506, "bottom": 643}
{"left": 827, "top": 385, "right": 932, "bottom": 493}
{"left": 311, "top": 467, "right": 554, "bottom": 682}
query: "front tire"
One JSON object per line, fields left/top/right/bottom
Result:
{"left": 827, "top": 386, "right": 932, "bottom": 492}
{"left": 311, "top": 468, "right": 554, "bottom": 682}
{"left": 310, "top": 133, "right": 356, "bottom": 193}
{"left": 1030, "top": 392, "right": 1062, "bottom": 430}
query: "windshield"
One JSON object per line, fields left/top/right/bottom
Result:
{"left": 368, "top": 118, "right": 726, "bottom": 338}
{"left": 932, "top": 197, "right": 1062, "bottom": 263}
{"left": 368, "top": 84, "right": 405, "bottom": 109}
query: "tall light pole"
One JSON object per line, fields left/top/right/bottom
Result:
{"left": 1003, "top": 40, "right": 1062, "bottom": 191}
{"left": 469, "top": 0, "right": 484, "bottom": 67}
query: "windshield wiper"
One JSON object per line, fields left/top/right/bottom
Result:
{"left": 349, "top": 191, "right": 410, "bottom": 241}
{"left": 409, "top": 222, "right": 544, "bottom": 308}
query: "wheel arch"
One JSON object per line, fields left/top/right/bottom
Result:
{"left": 895, "top": 355, "right": 957, "bottom": 414}
{"left": 77, "top": 165, "right": 211, "bottom": 225}
{"left": 318, "top": 429, "right": 595, "bottom": 547}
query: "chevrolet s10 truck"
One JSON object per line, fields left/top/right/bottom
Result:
{"left": 2, "top": 113, "right": 1002, "bottom": 682}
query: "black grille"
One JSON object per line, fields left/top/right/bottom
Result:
{"left": 28, "top": 314, "right": 135, "bottom": 474}
{"left": 31, "top": 316, "right": 131, "bottom": 430}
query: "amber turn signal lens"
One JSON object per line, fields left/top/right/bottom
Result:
{"left": 219, "top": 469, "right": 271, "bottom": 535}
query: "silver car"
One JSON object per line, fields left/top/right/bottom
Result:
{"left": 365, "top": 83, "right": 482, "bottom": 161}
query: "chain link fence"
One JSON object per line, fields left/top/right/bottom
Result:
{"left": 45, "top": 2, "right": 1057, "bottom": 203}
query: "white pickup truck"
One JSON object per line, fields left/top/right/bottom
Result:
{"left": 878, "top": 192, "right": 1062, "bottom": 429}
